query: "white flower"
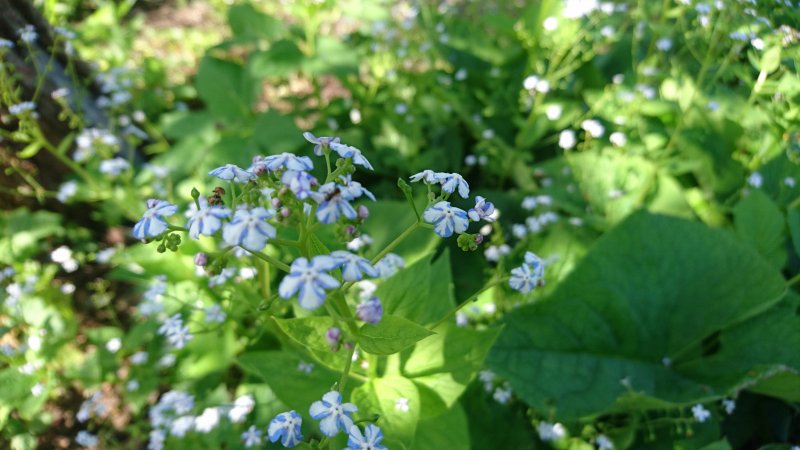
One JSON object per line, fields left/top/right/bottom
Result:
{"left": 596, "top": 434, "right": 614, "bottom": 449}
{"left": 395, "top": 397, "right": 410, "bottom": 412}
{"left": 131, "top": 351, "right": 148, "bottom": 365}
{"left": 76, "top": 431, "right": 98, "bottom": 448}
{"left": 581, "top": 119, "right": 605, "bottom": 138}
{"left": 493, "top": 385, "right": 512, "bottom": 404}
{"left": 691, "top": 404, "right": 711, "bottom": 422}
{"left": 186, "top": 206, "right": 232, "bottom": 239}
{"left": 105, "top": 338, "right": 122, "bottom": 353}
{"left": 242, "top": 425, "right": 263, "bottom": 447}
{"left": 545, "top": 104, "right": 562, "bottom": 121}
{"left": 194, "top": 407, "right": 221, "bottom": 433}
{"left": 656, "top": 37, "right": 673, "bottom": 51}
{"left": 222, "top": 207, "right": 276, "bottom": 250}
{"left": 609, "top": 131, "right": 627, "bottom": 147}
{"left": 423, "top": 201, "right": 469, "bottom": 237}
{"left": 538, "top": 422, "right": 566, "bottom": 441}
{"left": 747, "top": 172, "right": 763, "bottom": 188}
{"left": 436, "top": 172, "right": 470, "bottom": 198}
{"left": 559, "top": 129, "right": 576, "bottom": 149}
{"left": 722, "top": 398, "right": 736, "bottom": 415}
{"left": 204, "top": 304, "right": 226, "bottom": 323}
{"left": 228, "top": 395, "right": 255, "bottom": 423}
{"left": 171, "top": 416, "right": 194, "bottom": 437}
{"left": 208, "top": 164, "right": 255, "bottom": 183}
{"left": 543, "top": 16, "right": 558, "bottom": 31}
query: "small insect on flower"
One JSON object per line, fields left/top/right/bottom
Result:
{"left": 330, "top": 142, "right": 374, "bottom": 170}
{"left": 222, "top": 207, "right": 277, "bottom": 250}
{"left": 423, "top": 201, "right": 469, "bottom": 238}
{"left": 208, "top": 164, "right": 255, "bottom": 183}
{"left": 133, "top": 199, "right": 178, "bottom": 240}
{"left": 278, "top": 256, "right": 341, "bottom": 310}
{"left": 347, "top": 424, "right": 387, "bottom": 450}
{"left": 312, "top": 183, "right": 357, "bottom": 224}
{"left": 268, "top": 410, "right": 304, "bottom": 447}
{"left": 310, "top": 391, "right": 358, "bottom": 437}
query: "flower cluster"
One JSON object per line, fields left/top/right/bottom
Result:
{"left": 509, "top": 252, "right": 546, "bottom": 294}
{"left": 412, "top": 170, "right": 494, "bottom": 239}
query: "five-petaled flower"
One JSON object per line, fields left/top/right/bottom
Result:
{"left": 468, "top": 196, "right": 495, "bottom": 222}
{"left": 309, "top": 391, "right": 358, "bottom": 437}
{"left": 508, "top": 251, "right": 546, "bottom": 293}
{"left": 409, "top": 169, "right": 437, "bottom": 184}
{"left": 278, "top": 256, "right": 341, "bottom": 310}
{"left": 282, "top": 170, "right": 316, "bottom": 200}
{"left": 265, "top": 153, "right": 314, "bottom": 172}
{"left": 347, "top": 424, "right": 387, "bottom": 450}
{"left": 208, "top": 164, "right": 255, "bottom": 183}
{"left": 268, "top": 410, "right": 303, "bottom": 448}
{"left": 330, "top": 142, "right": 374, "bottom": 170}
{"left": 133, "top": 199, "right": 178, "bottom": 240}
{"left": 331, "top": 251, "right": 379, "bottom": 281}
{"left": 436, "top": 172, "right": 470, "bottom": 198}
{"left": 423, "top": 201, "right": 469, "bottom": 237}
{"left": 222, "top": 207, "right": 276, "bottom": 250}
{"left": 186, "top": 206, "right": 231, "bottom": 239}
{"left": 312, "top": 183, "right": 358, "bottom": 224}
{"left": 303, "top": 131, "right": 341, "bottom": 156}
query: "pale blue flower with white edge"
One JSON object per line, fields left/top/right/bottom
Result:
{"left": 185, "top": 206, "right": 231, "bottom": 239}
{"left": 133, "top": 199, "right": 178, "bottom": 240}
{"left": 221, "top": 207, "right": 276, "bottom": 250}
{"left": 312, "top": 183, "right": 357, "bottom": 224}
{"left": 309, "top": 391, "right": 358, "bottom": 437}
{"left": 375, "top": 253, "right": 404, "bottom": 278}
{"left": 347, "top": 424, "right": 387, "bottom": 450}
{"left": 279, "top": 256, "right": 341, "bottom": 310}
{"left": 423, "top": 201, "right": 469, "bottom": 237}
{"left": 241, "top": 425, "right": 262, "bottom": 447}
{"left": 282, "top": 170, "right": 316, "bottom": 200}
{"left": 331, "top": 250, "right": 378, "bottom": 281}
{"left": 436, "top": 172, "right": 470, "bottom": 198}
{"left": 509, "top": 263, "right": 542, "bottom": 294}
{"left": 208, "top": 164, "right": 255, "bottom": 183}
{"left": 303, "top": 131, "right": 340, "bottom": 156}
{"left": 338, "top": 175, "right": 376, "bottom": 201}
{"left": 409, "top": 169, "right": 437, "bottom": 183}
{"left": 265, "top": 153, "right": 314, "bottom": 172}
{"left": 524, "top": 251, "right": 546, "bottom": 281}
{"left": 468, "top": 196, "right": 495, "bottom": 222}
{"left": 268, "top": 410, "right": 303, "bottom": 448}
{"left": 330, "top": 142, "right": 373, "bottom": 170}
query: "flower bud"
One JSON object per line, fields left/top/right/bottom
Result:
{"left": 357, "top": 205, "right": 369, "bottom": 220}
{"left": 280, "top": 207, "right": 291, "bottom": 218}
{"left": 356, "top": 297, "right": 383, "bottom": 325}
{"left": 325, "top": 327, "right": 342, "bottom": 351}
{"left": 191, "top": 187, "right": 200, "bottom": 200}
{"left": 271, "top": 197, "right": 281, "bottom": 208}
{"left": 194, "top": 252, "right": 208, "bottom": 267}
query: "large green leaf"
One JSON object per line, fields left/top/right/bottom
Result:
{"left": 195, "top": 56, "right": 256, "bottom": 122}
{"left": 401, "top": 325, "right": 501, "bottom": 418}
{"left": 358, "top": 315, "right": 434, "bottom": 356}
{"left": 733, "top": 190, "right": 786, "bottom": 269}
{"left": 374, "top": 251, "right": 455, "bottom": 326}
{"left": 273, "top": 317, "right": 348, "bottom": 371}
{"left": 351, "top": 375, "right": 420, "bottom": 450}
{"left": 413, "top": 403, "right": 470, "bottom": 450}
{"left": 487, "top": 212, "right": 786, "bottom": 419}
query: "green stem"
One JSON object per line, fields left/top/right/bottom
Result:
{"left": 430, "top": 277, "right": 508, "bottom": 330}
{"left": 370, "top": 221, "right": 420, "bottom": 266}
{"left": 786, "top": 272, "right": 800, "bottom": 287}
{"left": 338, "top": 342, "right": 357, "bottom": 394}
{"left": 246, "top": 249, "right": 291, "bottom": 273}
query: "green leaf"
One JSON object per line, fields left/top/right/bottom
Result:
{"left": 413, "top": 403, "right": 470, "bottom": 450}
{"left": 248, "top": 40, "right": 305, "bottom": 79}
{"left": 273, "top": 316, "right": 348, "bottom": 370}
{"left": 302, "top": 36, "right": 359, "bottom": 77}
{"left": 402, "top": 326, "right": 501, "bottom": 418}
{"left": 238, "top": 351, "right": 348, "bottom": 413}
{"left": 195, "top": 56, "right": 256, "bottom": 122}
{"left": 487, "top": 212, "right": 786, "bottom": 420}
{"left": 374, "top": 252, "right": 455, "bottom": 326}
{"left": 249, "top": 111, "right": 302, "bottom": 154}
{"left": 785, "top": 208, "right": 800, "bottom": 258}
{"left": 759, "top": 46, "right": 782, "bottom": 74}
{"left": 351, "top": 375, "right": 420, "bottom": 449}
{"left": 358, "top": 315, "right": 434, "bottom": 356}
{"left": 734, "top": 190, "right": 786, "bottom": 269}
{"left": 227, "top": 4, "right": 286, "bottom": 41}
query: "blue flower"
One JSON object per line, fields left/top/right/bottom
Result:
{"left": 356, "top": 297, "right": 383, "bottom": 324}
{"left": 267, "top": 410, "right": 303, "bottom": 448}
{"left": 208, "top": 164, "right": 255, "bottom": 183}
{"left": 409, "top": 169, "right": 437, "bottom": 184}
{"left": 303, "top": 131, "right": 340, "bottom": 156}
{"left": 186, "top": 206, "right": 232, "bottom": 239}
{"left": 374, "top": 253, "right": 404, "bottom": 279}
{"left": 278, "top": 256, "right": 341, "bottom": 310}
{"left": 468, "top": 196, "right": 495, "bottom": 222}
{"left": 509, "top": 252, "right": 545, "bottom": 293}
{"left": 436, "top": 172, "right": 470, "bottom": 198}
{"left": 423, "top": 201, "right": 469, "bottom": 237}
{"left": 282, "top": 170, "right": 316, "bottom": 200}
{"left": 221, "top": 207, "right": 276, "bottom": 250}
{"left": 133, "top": 199, "right": 178, "bottom": 240}
{"left": 331, "top": 251, "right": 378, "bottom": 281}
{"left": 347, "top": 424, "right": 387, "bottom": 450}
{"left": 309, "top": 391, "right": 358, "bottom": 437}
{"left": 338, "top": 175, "right": 376, "bottom": 201}
{"left": 312, "top": 183, "right": 357, "bottom": 224}
{"left": 330, "top": 142, "right": 373, "bottom": 170}
{"left": 265, "top": 153, "right": 314, "bottom": 172}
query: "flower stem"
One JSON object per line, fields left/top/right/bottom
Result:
{"left": 430, "top": 277, "right": 508, "bottom": 330}
{"left": 338, "top": 342, "right": 357, "bottom": 394}
{"left": 246, "top": 249, "right": 291, "bottom": 273}
{"left": 369, "top": 221, "right": 420, "bottom": 266}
